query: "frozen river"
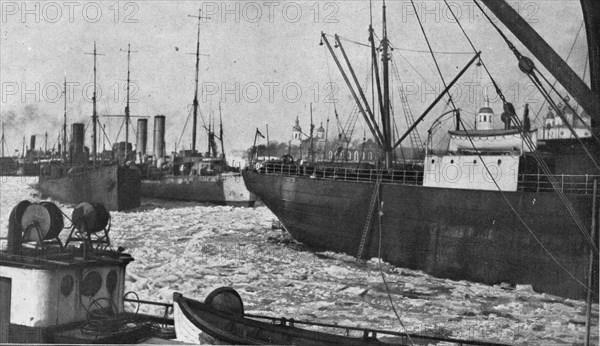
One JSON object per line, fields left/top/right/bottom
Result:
{"left": 1, "top": 176, "right": 597, "bottom": 345}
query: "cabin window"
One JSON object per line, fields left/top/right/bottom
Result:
{"left": 80, "top": 271, "right": 102, "bottom": 297}
{"left": 106, "top": 270, "right": 118, "bottom": 295}
{"left": 60, "top": 275, "right": 74, "bottom": 296}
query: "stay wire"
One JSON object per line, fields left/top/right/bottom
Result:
{"left": 472, "top": 0, "right": 600, "bottom": 171}
{"left": 176, "top": 107, "right": 193, "bottom": 151}
{"left": 523, "top": 65, "right": 600, "bottom": 172}
{"left": 534, "top": 67, "right": 600, "bottom": 145}
{"left": 458, "top": 117, "right": 595, "bottom": 292}
{"left": 375, "top": 173, "right": 414, "bottom": 345}
{"left": 449, "top": 0, "right": 598, "bottom": 254}
{"left": 532, "top": 22, "right": 584, "bottom": 124}
{"left": 441, "top": 0, "right": 497, "bottom": 94}
{"left": 409, "top": 0, "right": 456, "bottom": 111}
{"left": 503, "top": 92, "right": 598, "bottom": 252}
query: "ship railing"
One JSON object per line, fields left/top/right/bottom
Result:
{"left": 517, "top": 174, "right": 600, "bottom": 194}
{"left": 259, "top": 162, "right": 424, "bottom": 186}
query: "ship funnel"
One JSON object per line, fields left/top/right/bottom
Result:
{"left": 70, "top": 123, "right": 86, "bottom": 163}
{"left": 71, "top": 123, "right": 85, "bottom": 149}
{"left": 137, "top": 118, "right": 148, "bottom": 155}
{"left": 153, "top": 115, "right": 166, "bottom": 160}
{"left": 30, "top": 135, "right": 36, "bottom": 153}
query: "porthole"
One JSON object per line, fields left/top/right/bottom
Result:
{"left": 497, "top": 159, "right": 502, "bottom": 165}
{"left": 473, "top": 160, "right": 477, "bottom": 164}
{"left": 60, "top": 275, "right": 74, "bottom": 296}
{"left": 450, "top": 159, "right": 455, "bottom": 164}
{"left": 80, "top": 271, "right": 102, "bottom": 297}
{"left": 431, "top": 159, "right": 435, "bottom": 164}
{"left": 106, "top": 270, "right": 118, "bottom": 295}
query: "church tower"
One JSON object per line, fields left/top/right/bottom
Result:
{"left": 291, "top": 116, "right": 303, "bottom": 146}
{"left": 476, "top": 98, "right": 494, "bottom": 131}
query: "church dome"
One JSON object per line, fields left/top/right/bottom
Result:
{"left": 478, "top": 106, "right": 494, "bottom": 114}
{"left": 317, "top": 122, "right": 325, "bottom": 133}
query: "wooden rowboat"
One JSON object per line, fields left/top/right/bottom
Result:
{"left": 173, "top": 288, "right": 507, "bottom": 345}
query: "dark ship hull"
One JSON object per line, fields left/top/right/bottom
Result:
{"left": 243, "top": 167, "right": 598, "bottom": 300}
{"left": 0, "top": 157, "right": 20, "bottom": 176}
{"left": 38, "top": 163, "right": 141, "bottom": 211}
{"left": 141, "top": 172, "right": 255, "bottom": 207}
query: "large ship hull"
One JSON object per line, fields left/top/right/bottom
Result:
{"left": 141, "top": 172, "right": 255, "bottom": 207}
{"left": 243, "top": 169, "right": 598, "bottom": 300}
{"left": 38, "top": 164, "right": 141, "bottom": 211}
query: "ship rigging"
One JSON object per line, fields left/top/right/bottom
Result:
{"left": 243, "top": 0, "right": 600, "bottom": 305}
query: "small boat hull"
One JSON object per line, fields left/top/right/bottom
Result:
{"left": 173, "top": 290, "right": 505, "bottom": 345}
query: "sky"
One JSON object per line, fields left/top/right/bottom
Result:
{"left": 0, "top": 0, "right": 589, "bottom": 158}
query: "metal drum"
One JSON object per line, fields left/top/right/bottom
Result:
{"left": 20, "top": 202, "right": 64, "bottom": 241}
{"left": 71, "top": 202, "right": 110, "bottom": 233}
{"left": 7, "top": 200, "right": 32, "bottom": 252}
{"left": 204, "top": 287, "right": 244, "bottom": 316}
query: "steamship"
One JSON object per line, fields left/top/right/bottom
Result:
{"left": 38, "top": 123, "right": 141, "bottom": 211}
{"left": 243, "top": 0, "right": 600, "bottom": 300}
{"left": 37, "top": 48, "right": 141, "bottom": 212}
{"left": 0, "top": 122, "right": 44, "bottom": 176}
{"left": 139, "top": 12, "right": 255, "bottom": 207}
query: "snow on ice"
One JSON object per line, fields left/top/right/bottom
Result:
{"left": 0, "top": 176, "right": 598, "bottom": 345}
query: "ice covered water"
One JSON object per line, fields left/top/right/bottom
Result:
{"left": 1, "top": 176, "right": 597, "bottom": 345}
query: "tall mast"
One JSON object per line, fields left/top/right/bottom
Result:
{"left": 310, "top": 103, "right": 315, "bottom": 162}
{"left": 219, "top": 102, "right": 225, "bottom": 160}
{"left": 192, "top": 9, "right": 202, "bottom": 154}
{"left": 125, "top": 43, "right": 131, "bottom": 150}
{"left": 1, "top": 123, "right": 4, "bottom": 157}
{"left": 63, "top": 77, "right": 67, "bottom": 161}
{"left": 381, "top": 0, "right": 392, "bottom": 169}
{"left": 266, "top": 124, "right": 270, "bottom": 159}
{"left": 207, "top": 112, "right": 212, "bottom": 155}
{"left": 84, "top": 42, "right": 104, "bottom": 163}
{"left": 92, "top": 42, "right": 97, "bottom": 163}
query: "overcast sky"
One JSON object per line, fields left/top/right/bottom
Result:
{"left": 0, "top": 0, "right": 588, "bottom": 157}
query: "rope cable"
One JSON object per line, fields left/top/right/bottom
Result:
{"left": 375, "top": 171, "right": 414, "bottom": 345}
{"left": 534, "top": 67, "right": 600, "bottom": 144}
{"left": 532, "top": 22, "right": 584, "bottom": 124}
{"left": 458, "top": 117, "right": 595, "bottom": 292}
{"left": 446, "top": 0, "right": 598, "bottom": 253}
{"left": 409, "top": 0, "right": 456, "bottom": 111}
{"left": 470, "top": 0, "right": 600, "bottom": 170}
